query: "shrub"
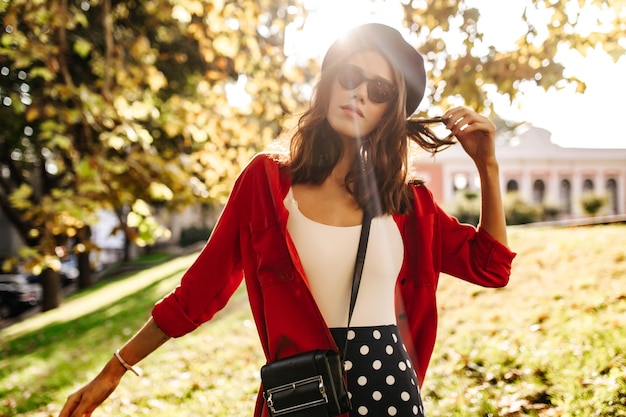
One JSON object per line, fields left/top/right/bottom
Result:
{"left": 541, "top": 202, "right": 561, "bottom": 220}
{"left": 449, "top": 192, "right": 559, "bottom": 225}
{"left": 179, "top": 226, "right": 212, "bottom": 247}
{"left": 504, "top": 192, "right": 542, "bottom": 225}
{"left": 447, "top": 190, "right": 480, "bottom": 226}
{"left": 580, "top": 192, "right": 608, "bottom": 217}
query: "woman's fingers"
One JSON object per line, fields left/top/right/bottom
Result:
{"left": 441, "top": 107, "right": 497, "bottom": 163}
{"left": 58, "top": 379, "right": 116, "bottom": 417}
{"left": 443, "top": 107, "right": 492, "bottom": 135}
{"left": 58, "top": 392, "right": 83, "bottom": 417}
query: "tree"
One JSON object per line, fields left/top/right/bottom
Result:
{"left": 402, "top": 0, "right": 625, "bottom": 113}
{"left": 0, "top": 0, "right": 305, "bottom": 309}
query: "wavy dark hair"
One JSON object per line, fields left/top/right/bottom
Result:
{"left": 289, "top": 52, "right": 455, "bottom": 215}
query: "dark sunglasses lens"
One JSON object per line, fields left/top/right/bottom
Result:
{"left": 368, "top": 80, "right": 396, "bottom": 103}
{"left": 337, "top": 65, "right": 396, "bottom": 103}
{"left": 337, "top": 66, "right": 365, "bottom": 90}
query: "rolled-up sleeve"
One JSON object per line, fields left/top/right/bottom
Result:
{"left": 152, "top": 178, "right": 245, "bottom": 338}
{"left": 436, "top": 194, "right": 516, "bottom": 288}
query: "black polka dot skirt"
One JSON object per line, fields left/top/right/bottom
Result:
{"left": 330, "top": 325, "right": 426, "bottom": 417}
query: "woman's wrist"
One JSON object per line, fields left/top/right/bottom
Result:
{"left": 475, "top": 156, "right": 499, "bottom": 174}
{"left": 100, "top": 355, "right": 130, "bottom": 382}
{"left": 113, "top": 349, "right": 143, "bottom": 376}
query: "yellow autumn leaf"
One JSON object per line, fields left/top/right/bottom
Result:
{"left": 130, "top": 35, "right": 152, "bottom": 59}
{"left": 136, "top": 127, "right": 154, "bottom": 147}
{"left": 148, "top": 182, "right": 174, "bottom": 201}
{"left": 127, "top": 211, "right": 142, "bottom": 228}
{"left": 132, "top": 199, "right": 152, "bottom": 217}
{"left": 2, "top": 9, "right": 17, "bottom": 28}
{"left": 187, "top": 0, "right": 204, "bottom": 15}
{"left": 187, "top": 125, "right": 209, "bottom": 143}
{"left": 163, "top": 119, "right": 184, "bottom": 137}
{"left": 213, "top": 33, "right": 240, "bottom": 58}
{"left": 9, "top": 183, "right": 34, "bottom": 210}
{"left": 103, "top": 132, "right": 126, "bottom": 150}
{"left": 147, "top": 66, "right": 168, "bottom": 91}
{"left": 26, "top": 106, "right": 40, "bottom": 122}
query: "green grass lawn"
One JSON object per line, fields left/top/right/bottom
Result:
{"left": 1, "top": 225, "right": 625, "bottom": 416}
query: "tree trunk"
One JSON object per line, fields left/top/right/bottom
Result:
{"left": 40, "top": 268, "right": 61, "bottom": 311}
{"left": 123, "top": 232, "right": 131, "bottom": 262}
{"left": 76, "top": 226, "right": 94, "bottom": 289}
{"left": 77, "top": 250, "right": 93, "bottom": 289}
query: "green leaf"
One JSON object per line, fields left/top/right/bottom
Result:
{"left": 73, "top": 38, "right": 93, "bottom": 58}
{"left": 9, "top": 183, "right": 34, "bottom": 210}
{"left": 49, "top": 134, "right": 72, "bottom": 150}
{"left": 30, "top": 66, "right": 56, "bottom": 81}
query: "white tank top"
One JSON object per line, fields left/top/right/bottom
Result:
{"left": 284, "top": 187, "right": 404, "bottom": 327}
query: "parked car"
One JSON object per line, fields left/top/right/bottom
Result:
{"left": 59, "top": 256, "right": 79, "bottom": 286}
{"left": 0, "top": 273, "right": 43, "bottom": 319}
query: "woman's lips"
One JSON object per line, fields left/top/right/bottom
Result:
{"left": 340, "top": 104, "right": 364, "bottom": 118}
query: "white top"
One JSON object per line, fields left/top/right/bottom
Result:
{"left": 284, "top": 187, "right": 404, "bottom": 327}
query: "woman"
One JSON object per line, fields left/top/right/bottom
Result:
{"left": 59, "top": 23, "right": 515, "bottom": 417}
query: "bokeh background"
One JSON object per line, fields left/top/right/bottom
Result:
{"left": 1, "top": 1, "right": 625, "bottom": 416}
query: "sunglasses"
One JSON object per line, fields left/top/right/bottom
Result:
{"left": 336, "top": 65, "right": 398, "bottom": 104}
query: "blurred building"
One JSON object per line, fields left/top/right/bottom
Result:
{"left": 414, "top": 125, "right": 626, "bottom": 218}
{"left": 0, "top": 210, "right": 22, "bottom": 260}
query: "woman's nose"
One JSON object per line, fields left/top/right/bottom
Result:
{"left": 352, "top": 81, "right": 368, "bottom": 102}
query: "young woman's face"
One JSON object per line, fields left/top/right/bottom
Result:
{"left": 326, "top": 50, "right": 396, "bottom": 142}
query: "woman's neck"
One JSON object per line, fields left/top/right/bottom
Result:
{"left": 331, "top": 140, "right": 359, "bottom": 184}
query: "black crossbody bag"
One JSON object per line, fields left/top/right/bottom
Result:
{"left": 260, "top": 211, "right": 373, "bottom": 417}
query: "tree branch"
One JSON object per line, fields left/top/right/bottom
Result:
{"left": 0, "top": 180, "right": 31, "bottom": 243}
{"left": 103, "top": 0, "right": 113, "bottom": 102}
{"left": 57, "top": 0, "right": 75, "bottom": 90}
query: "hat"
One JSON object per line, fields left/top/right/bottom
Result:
{"left": 321, "top": 23, "right": 426, "bottom": 116}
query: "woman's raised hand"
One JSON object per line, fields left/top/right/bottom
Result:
{"left": 443, "top": 107, "right": 497, "bottom": 166}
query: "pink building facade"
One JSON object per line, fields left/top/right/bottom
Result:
{"left": 413, "top": 126, "right": 626, "bottom": 219}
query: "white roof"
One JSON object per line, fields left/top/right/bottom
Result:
{"left": 430, "top": 125, "right": 626, "bottom": 163}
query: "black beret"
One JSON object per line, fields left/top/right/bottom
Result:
{"left": 321, "top": 23, "right": 427, "bottom": 116}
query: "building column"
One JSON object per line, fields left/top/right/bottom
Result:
{"left": 571, "top": 171, "right": 583, "bottom": 217}
{"left": 520, "top": 170, "right": 533, "bottom": 206}
{"left": 612, "top": 175, "right": 620, "bottom": 215}
{"left": 548, "top": 168, "right": 560, "bottom": 207}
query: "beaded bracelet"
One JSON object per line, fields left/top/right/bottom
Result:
{"left": 114, "top": 349, "right": 143, "bottom": 376}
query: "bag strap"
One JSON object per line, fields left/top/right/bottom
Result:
{"left": 341, "top": 209, "right": 373, "bottom": 360}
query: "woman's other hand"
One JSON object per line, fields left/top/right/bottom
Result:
{"left": 58, "top": 358, "right": 125, "bottom": 417}
{"left": 443, "top": 107, "right": 497, "bottom": 166}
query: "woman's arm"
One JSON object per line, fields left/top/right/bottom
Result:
{"left": 475, "top": 159, "right": 507, "bottom": 245}
{"left": 443, "top": 107, "right": 508, "bottom": 246}
{"left": 58, "top": 318, "right": 170, "bottom": 417}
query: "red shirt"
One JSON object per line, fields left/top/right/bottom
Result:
{"left": 152, "top": 153, "right": 516, "bottom": 417}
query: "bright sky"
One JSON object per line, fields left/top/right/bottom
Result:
{"left": 286, "top": 0, "right": 626, "bottom": 149}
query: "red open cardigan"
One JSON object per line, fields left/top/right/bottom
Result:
{"left": 152, "top": 153, "right": 516, "bottom": 417}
